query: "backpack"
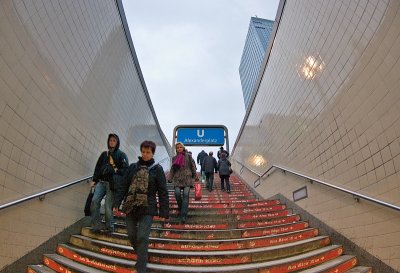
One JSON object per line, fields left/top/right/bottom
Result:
{"left": 218, "top": 159, "right": 231, "bottom": 175}
{"left": 121, "top": 163, "right": 158, "bottom": 214}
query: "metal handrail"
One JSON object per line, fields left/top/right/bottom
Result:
{"left": 0, "top": 155, "right": 173, "bottom": 211}
{"left": 0, "top": 175, "right": 92, "bottom": 211}
{"left": 234, "top": 160, "right": 274, "bottom": 188}
{"left": 0, "top": 154, "right": 173, "bottom": 211}
{"left": 158, "top": 156, "right": 171, "bottom": 164}
{"left": 233, "top": 159, "right": 400, "bottom": 212}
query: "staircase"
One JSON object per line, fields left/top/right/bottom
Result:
{"left": 28, "top": 174, "right": 372, "bottom": 273}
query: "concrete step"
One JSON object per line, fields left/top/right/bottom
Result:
{"left": 88, "top": 220, "right": 310, "bottom": 240}
{"left": 149, "top": 245, "right": 346, "bottom": 272}
{"left": 155, "top": 214, "right": 301, "bottom": 230}
{"left": 72, "top": 227, "right": 319, "bottom": 252}
{"left": 171, "top": 209, "right": 293, "bottom": 223}
{"left": 298, "top": 255, "right": 358, "bottom": 272}
{"left": 27, "top": 264, "right": 57, "bottom": 273}
{"left": 168, "top": 199, "right": 281, "bottom": 209}
{"left": 346, "top": 266, "right": 373, "bottom": 273}
{"left": 53, "top": 243, "right": 344, "bottom": 272}
{"left": 170, "top": 197, "right": 260, "bottom": 204}
{"left": 99, "top": 213, "right": 302, "bottom": 234}
{"left": 168, "top": 204, "right": 287, "bottom": 217}
{"left": 83, "top": 221, "right": 311, "bottom": 243}
{"left": 42, "top": 254, "right": 107, "bottom": 273}
{"left": 118, "top": 209, "right": 293, "bottom": 225}
{"left": 58, "top": 235, "right": 331, "bottom": 266}
{"left": 155, "top": 221, "right": 309, "bottom": 240}
{"left": 168, "top": 188, "right": 254, "bottom": 194}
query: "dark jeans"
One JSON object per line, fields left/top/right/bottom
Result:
{"left": 126, "top": 213, "right": 153, "bottom": 273}
{"left": 205, "top": 172, "right": 214, "bottom": 190}
{"left": 174, "top": 186, "right": 190, "bottom": 221}
{"left": 220, "top": 175, "right": 231, "bottom": 191}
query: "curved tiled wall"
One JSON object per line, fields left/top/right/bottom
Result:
{"left": 233, "top": 0, "right": 400, "bottom": 270}
{"left": 0, "top": 0, "right": 170, "bottom": 268}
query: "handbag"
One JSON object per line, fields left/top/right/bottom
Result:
{"left": 84, "top": 187, "right": 95, "bottom": 216}
{"left": 194, "top": 183, "right": 202, "bottom": 201}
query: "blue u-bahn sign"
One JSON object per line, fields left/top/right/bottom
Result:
{"left": 174, "top": 126, "right": 227, "bottom": 146}
{"left": 177, "top": 127, "right": 225, "bottom": 146}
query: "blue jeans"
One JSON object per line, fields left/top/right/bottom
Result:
{"left": 90, "top": 181, "right": 114, "bottom": 231}
{"left": 126, "top": 213, "right": 153, "bottom": 273}
{"left": 174, "top": 186, "right": 190, "bottom": 221}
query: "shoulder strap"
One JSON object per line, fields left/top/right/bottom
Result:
{"left": 135, "top": 162, "right": 158, "bottom": 171}
{"left": 108, "top": 152, "right": 117, "bottom": 171}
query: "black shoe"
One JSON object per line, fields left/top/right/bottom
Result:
{"left": 91, "top": 228, "right": 101, "bottom": 234}
{"left": 227, "top": 190, "right": 231, "bottom": 194}
{"left": 104, "top": 227, "right": 114, "bottom": 234}
{"left": 221, "top": 188, "right": 225, "bottom": 191}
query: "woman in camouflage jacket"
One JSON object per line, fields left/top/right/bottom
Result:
{"left": 168, "top": 142, "right": 196, "bottom": 223}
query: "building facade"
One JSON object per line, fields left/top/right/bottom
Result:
{"left": 239, "top": 17, "right": 274, "bottom": 111}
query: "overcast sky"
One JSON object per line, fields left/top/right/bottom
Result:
{"left": 121, "top": 0, "right": 280, "bottom": 157}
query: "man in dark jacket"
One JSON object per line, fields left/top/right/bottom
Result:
{"left": 202, "top": 151, "right": 218, "bottom": 191}
{"left": 197, "top": 150, "right": 207, "bottom": 182}
{"left": 218, "top": 152, "right": 232, "bottom": 193}
{"left": 113, "top": 140, "right": 169, "bottom": 273}
{"left": 90, "top": 133, "right": 128, "bottom": 233}
{"left": 197, "top": 150, "right": 207, "bottom": 166}
{"left": 217, "top": 146, "right": 229, "bottom": 159}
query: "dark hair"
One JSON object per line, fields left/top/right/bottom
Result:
{"left": 140, "top": 140, "right": 156, "bottom": 154}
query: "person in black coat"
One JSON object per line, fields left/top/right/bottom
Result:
{"left": 202, "top": 151, "right": 218, "bottom": 191}
{"left": 197, "top": 149, "right": 207, "bottom": 168}
{"left": 217, "top": 146, "right": 229, "bottom": 159}
{"left": 113, "top": 140, "right": 169, "bottom": 273}
{"left": 217, "top": 152, "right": 232, "bottom": 193}
{"left": 90, "top": 133, "right": 128, "bottom": 233}
{"left": 197, "top": 149, "right": 207, "bottom": 182}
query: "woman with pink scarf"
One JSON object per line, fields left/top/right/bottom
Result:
{"left": 168, "top": 142, "right": 197, "bottom": 223}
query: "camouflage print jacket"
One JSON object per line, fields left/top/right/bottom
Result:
{"left": 169, "top": 153, "right": 196, "bottom": 188}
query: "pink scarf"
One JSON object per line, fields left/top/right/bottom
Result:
{"left": 172, "top": 153, "right": 185, "bottom": 168}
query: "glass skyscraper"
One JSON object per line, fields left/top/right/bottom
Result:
{"left": 239, "top": 17, "right": 274, "bottom": 111}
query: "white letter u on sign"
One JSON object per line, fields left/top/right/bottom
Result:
{"left": 197, "top": 129, "right": 204, "bottom": 137}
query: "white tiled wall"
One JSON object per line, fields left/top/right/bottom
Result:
{"left": 0, "top": 0, "right": 170, "bottom": 268}
{"left": 233, "top": 0, "right": 400, "bottom": 270}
